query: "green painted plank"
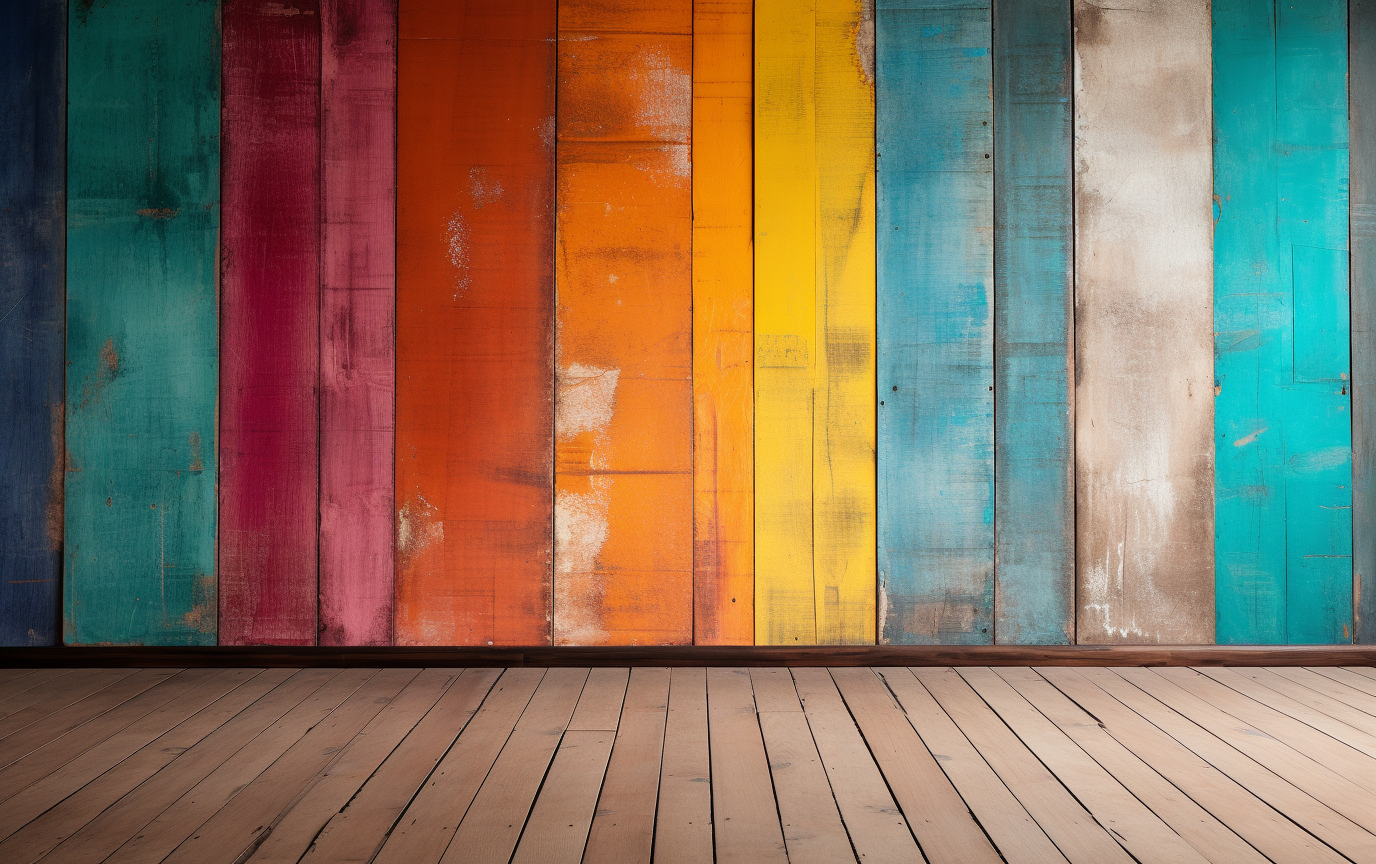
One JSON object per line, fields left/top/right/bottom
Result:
{"left": 991, "top": 0, "right": 1073, "bottom": 644}
{"left": 1214, "top": 0, "right": 1351, "bottom": 644}
{"left": 65, "top": 0, "right": 220, "bottom": 645}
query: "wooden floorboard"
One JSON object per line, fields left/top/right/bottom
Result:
{"left": 3, "top": 665, "right": 1376, "bottom": 863}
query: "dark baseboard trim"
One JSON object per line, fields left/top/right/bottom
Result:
{"left": 1, "top": 645, "right": 1374, "bottom": 667}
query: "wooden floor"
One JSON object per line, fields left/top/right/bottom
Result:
{"left": 2, "top": 668, "right": 1376, "bottom": 863}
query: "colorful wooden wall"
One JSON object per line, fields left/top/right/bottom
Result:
{"left": 0, "top": 0, "right": 1368, "bottom": 647}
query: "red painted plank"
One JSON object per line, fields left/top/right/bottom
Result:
{"left": 394, "top": 0, "right": 556, "bottom": 645}
{"left": 220, "top": 0, "right": 322, "bottom": 646}
{"left": 319, "top": 0, "right": 396, "bottom": 646}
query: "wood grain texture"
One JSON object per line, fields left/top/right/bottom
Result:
{"left": 555, "top": 0, "right": 693, "bottom": 645}
{"left": 1214, "top": 0, "right": 1351, "bottom": 645}
{"left": 692, "top": 0, "right": 753, "bottom": 646}
{"left": 1073, "top": 0, "right": 1215, "bottom": 644}
{"left": 219, "top": 0, "right": 322, "bottom": 646}
{"left": 877, "top": 0, "right": 994, "bottom": 645}
{"left": 992, "top": 0, "right": 1074, "bottom": 645}
{"left": 319, "top": 0, "right": 396, "bottom": 647}
{"left": 395, "top": 0, "right": 555, "bottom": 647}
{"left": 1356, "top": 0, "right": 1376, "bottom": 644}
{"left": 0, "top": 0, "right": 63, "bottom": 647}
{"left": 65, "top": 0, "right": 220, "bottom": 646}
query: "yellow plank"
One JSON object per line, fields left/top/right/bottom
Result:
{"left": 693, "top": 0, "right": 754, "bottom": 645}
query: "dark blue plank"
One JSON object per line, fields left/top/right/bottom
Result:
{"left": 0, "top": 0, "right": 64, "bottom": 646}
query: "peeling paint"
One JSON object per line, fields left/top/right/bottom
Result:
{"left": 188, "top": 430, "right": 204, "bottom": 472}
{"left": 855, "top": 0, "right": 876, "bottom": 85}
{"left": 468, "top": 167, "right": 504, "bottom": 209}
{"left": 554, "top": 477, "right": 612, "bottom": 645}
{"left": 1232, "top": 427, "right": 1267, "bottom": 448}
{"left": 632, "top": 48, "right": 691, "bottom": 142}
{"left": 397, "top": 493, "right": 443, "bottom": 572}
{"left": 446, "top": 211, "right": 470, "bottom": 294}
{"left": 136, "top": 207, "right": 180, "bottom": 219}
{"left": 555, "top": 362, "right": 620, "bottom": 440}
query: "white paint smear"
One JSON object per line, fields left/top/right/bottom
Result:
{"left": 446, "top": 211, "right": 471, "bottom": 294}
{"left": 632, "top": 49, "right": 691, "bottom": 142}
{"left": 469, "top": 167, "right": 505, "bottom": 209}
{"left": 554, "top": 479, "right": 612, "bottom": 646}
{"left": 1232, "top": 427, "right": 1267, "bottom": 448}
{"left": 556, "top": 363, "right": 620, "bottom": 441}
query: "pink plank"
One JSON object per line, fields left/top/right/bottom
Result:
{"left": 319, "top": 0, "right": 396, "bottom": 646}
{"left": 220, "top": 0, "right": 322, "bottom": 645}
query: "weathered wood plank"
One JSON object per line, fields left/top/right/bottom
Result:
{"left": 219, "top": 0, "right": 321, "bottom": 646}
{"left": 992, "top": 0, "right": 1074, "bottom": 645}
{"left": 554, "top": 0, "right": 693, "bottom": 645}
{"left": 1356, "top": 0, "right": 1376, "bottom": 645}
{"left": 394, "top": 0, "right": 555, "bottom": 647}
{"left": 0, "top": 0, "right": 63, "bottom": 647}
{"left": 1214, "top": 0, "right": 1351, "bottom": 644}
{"left": 319, "top": 0, "right": 396, "bottom": 647}
{"left": 877, "top": 0, "right": 994, "bottom": 645}
{"left": 754, "top": 0, "right": 817, "bottom": 645}
{"left": 706, "top": 668, "right": 789, "bottom": 863}
{"left": 1073, "top": 0, "right": 1215, "bottom": 643}
{"left": 581, "top": 667, "right": 670, "bottom": 863}
{"left": 652, "top": 668, "right": 712, "bottom": 864}
{"left": 692, "top": 0, "right": 754, "bottom": 646}
{"left": 64, "top": 0, "right": 219, "bottom": 646}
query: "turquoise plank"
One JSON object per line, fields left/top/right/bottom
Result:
{"left": 1214, "top": 0, "right": 1351, "bottom": 644}
{"left": 65, "top": 0, "right": 220, "bottom": 645}
{"left": 0, "top": 0, "right": 64, "bottom": 646}
{"left": 991, "top": 0, "right": 1073, "bottom": 644}
{"left": 877, "top": 0, "right": 993, "bottom": 644}
{"left": 1353, "top": 0, "right": 1376, "bottom": 643}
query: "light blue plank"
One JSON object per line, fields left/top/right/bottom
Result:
{"left": 1214, "top": 0, "right": 1351, "bottom": 644}
{"left": 991, "top": 0, "right": 1073, "bottom": 644}
{"left": 877, "top": 0, "right": 993, "bottom": 644}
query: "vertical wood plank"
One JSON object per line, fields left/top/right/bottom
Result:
{"left": 555, "top": 0, "right": 693, "bottom": 645}
{"left": 395, "top": 0, "right": 555, "bottom": 647}
{"left": 755, "top": 0, "right": 817, "bottom": 645}
{"left": 65, "top": 0, "right": 220, "bottom": 645}
{"left": 992, "top": 0, "right": 1074, "bottom": 644}
{"left": 0, "top": 0, "right": 63, "bottom": 646}
{"left": 1215, "top": 0, "right": 1351, "bottom": 644}
{"left": 1356, "top": 0, "right": 1376, "bottom": 644}
{"left": 220, "top": 0, "right": 322, "bottom": 645}
{"left": 1073, "top": 0, "right": 1215, "bottom": 643}
{"left": 877, "top": 0, "right": 994, "bottom": 644}
{"left": 815, "top": 0, "right": 877, "bottom": 645}
{"left": 319, "top": 0, "right": 396, "bottom": 646}
{"left": 693, "top": 0, "right": 754, "bottom": 646}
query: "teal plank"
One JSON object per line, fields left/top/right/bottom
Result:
{"left": 877, "top": 0, "right": 993, "bottom": 644}
{"left": 65, "top": 0, "right": 220, "bottom": 645}
{"left": 1214, "top": 0, "right": 1351, "bottom": 644}
{"left": 1356, "top": 0, "right": 1376, "bottom": 643}
{"left": 991, "top": 0, "right": 1072, "bottom": 644}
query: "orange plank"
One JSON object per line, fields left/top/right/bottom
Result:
{"left": 692, "top": 1, "right": 753, "bottom": 645}
{"left": 394, "top": 0, "right": 556, "bottom": 645}
{"left": 554, "top": 0, "right": 694, "bottom": 644}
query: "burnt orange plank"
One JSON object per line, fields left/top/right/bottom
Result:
{"left": 555, "top": 0, "right": 694, "bottom": 645}
{"left": 692, "top": 2, "right": 752, "bottom": 644}
{"left": 395, "top": 0, "right": 556, "bottom": 646}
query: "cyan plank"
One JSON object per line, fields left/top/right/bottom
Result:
{"left": 877, "top": 0, "right": 993, "bottom": 644}
{"left": 991, "top": 0, "right": 1072, "bottom": 644}
{"left": 1353, "top": 0, "right": 1376, "bottom": 643}
{"left": 65, "top": 0, "right": 220, "bottom": 645}
{"left": 1214, "top": 0, "right": 1351, "bottom": 644}
{"left": 0, "top": 0, "right": 64, "bottom": 646}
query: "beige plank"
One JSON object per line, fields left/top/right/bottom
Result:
{"left": 302, "top": 667, "right": 513, "bottom": 864}
{"left": 37, "top": 668, "right": 340, "bottom": 864}
{"left": 100, "top": 668, "right": 378, "bottom": 864}
{"left": 0, "top": 670, "right": 74, "bottom": 716}
{"left": 871, "top": 667, "right": 1065, "bottom": 864}
{"left": 706, "top": 667, "right": 788, "bottom": 864}
{"left": 511, "top": 731, "right": 614, "bottom": 864}
{"left": 0, "top": 668, "right": 167, "bottom": 763}
{"left": 753, "top": 669, "right": 856, "bottom": 864}
{"left": 954, "top": 668, "right": 1209, "bottom": 864}
{"left": 1200, "top": 666, "right": 1376, "bottom": 748}
{"left": 0, "top": 669, "right": 128, "bottom": 730}
{"left": 1259, "top": 667, "right": 1376, "bottom": 727}
{"left": 1308, "top": 666, "right": 1376, "bottom": 706}
{"left": 1, "top": 669, "right": 293, "bottom": 864}
{"left": 0, "top": 669, "right": 39, "bottom": 686}
{"left": 994, "top": 667, "right": 1267, "bottom": 864}
{"left": 652, "top": 668, "right": 712, "bottom": 864}
{"left": 568, "top": 668, "right": 631, "bottom": 731}
{"left": 1042, "top": 667, "right": 1357, "bottom": 864}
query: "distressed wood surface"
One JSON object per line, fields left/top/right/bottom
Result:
{"left": 554, "top": 0, "right": 693, "bottom": 645}
{"left": 877, "top": 0, "right": 993, "bottom": 644}
{"left": 755, "top": 0, "right": 817, "bottom": 646}
{"left": 0, "top": 0, "right": 63, "bottom": 647}
{"left": 1214, "top": 0, "right": 1351, "bottom": 644}
{"left": 992, "top": 0, "right": 1074, "bottom": 644}
{"left": 395, "top": 0, "right": 555, "bottom": 647}
{"left": 219, "top": 0, "right": 322, "bottom": 645}
{"left": 815, "top": 0, "right": 877, "bottom": 645}
{"left": 319, "top": 0, "right": 396, "bottom": 646}
{"left": 1073, "top": 0, "right": 1215, "bottom": 644}
{"left": 64, "top": 0, "right": 220, "bottom": 646}
{"left": 693, "top": 0, "right": 753, "bottom": 645}
{"left": 1354, "top": 0, "right": 1376, "bottom": 643}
